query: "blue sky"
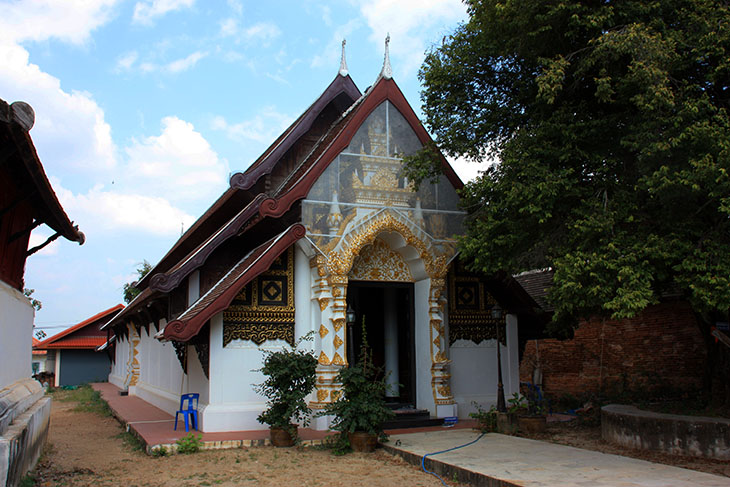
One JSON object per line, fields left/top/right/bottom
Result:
{"left": 1, "top": 0, "right": 478, "bottom": 333}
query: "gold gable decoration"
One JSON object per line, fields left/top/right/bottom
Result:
{"left": 349, "top": 238, "right": 413, "bottom": 282}
{"left": 222, "top": 247, "right": 295, "bottom": 347}
{"left": 448, "top": 271, "right": 505, "bottom": 345}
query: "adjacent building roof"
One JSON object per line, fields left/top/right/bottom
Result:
{"left": 513, "top": 269, "right": 555, "bottom": 312}
{"left": 0, "top": 99, "right": 85, "bottom": 245}
{"left": 35, "top": 304, "right": 124, "bottom": 350}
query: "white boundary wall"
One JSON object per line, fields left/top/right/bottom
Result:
{"left": 450, "top": 313, "right": 519, "bottom": 418}
{"left": 0, "top": 281, "right": 33, "bottom": 388}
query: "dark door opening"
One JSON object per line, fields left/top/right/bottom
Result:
{"left": 346, "top": 281, "right": 415, "bottom": 407}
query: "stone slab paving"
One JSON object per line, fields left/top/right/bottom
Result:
{"left": 384, "top": 430, "right": 729, "bottom": 487}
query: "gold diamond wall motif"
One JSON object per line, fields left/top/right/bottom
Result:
{"left": 222, "top": 247, "right": 295, "bottom": 346}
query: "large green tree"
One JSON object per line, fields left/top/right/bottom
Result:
{"left": 409, "top": 0, "right": 730, "bottom": 401}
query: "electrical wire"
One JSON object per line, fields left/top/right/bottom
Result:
{"left": 421, "top": 433, "right": 485, "bottom": 486}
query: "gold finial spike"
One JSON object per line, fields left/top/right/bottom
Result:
{"left": 381, "top": 33, "right": 392, "bottom": 79}
{"left": 339, "top": 39, "right": 349, "bottom": 77}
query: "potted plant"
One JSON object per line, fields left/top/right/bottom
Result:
{"left": 517, "top": 385, "right": 549, "bottom": 434}
{"left": 319, "top": 320, "right": 394, "bottom": 452}
{"left": 496, "top": 392, "right": 526, "bottom": 434}
{"left": 254, "top": 334, "right": 318, "bottom": 446}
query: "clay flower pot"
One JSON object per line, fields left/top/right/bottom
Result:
{"left": 270, "top": 426, "right": 296, "bottom": 447}
{"left": 517, "top": 415, "right": 547, "bottom": 434}
{"left": 348, "top": 431, "right": 377, "bottom": 452}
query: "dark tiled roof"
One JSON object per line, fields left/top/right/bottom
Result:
{"left": 513, "top": 269, "right": 555, "bottom": 312}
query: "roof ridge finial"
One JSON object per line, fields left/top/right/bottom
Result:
{"left": 381, "top": 33, "right": 392, "bottom": 79}
{"left": 339, "top": 39, "right": 349, "bottom": 77}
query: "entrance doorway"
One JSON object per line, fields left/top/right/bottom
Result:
{"left": 346, "top": 281, "right": 415, "bottom": 406}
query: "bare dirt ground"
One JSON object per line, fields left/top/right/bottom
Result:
{"left": 519, "top": 417, "right": 730, "bottom": 478}
{"left": 30, "top": 393, "right": 459, "bottom": 487}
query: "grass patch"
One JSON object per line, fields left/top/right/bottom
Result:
{"left": 52, "top": 384, "right": 112, "bottom": 417}
{"left": 115, "top": 430, "right": 145, "bottom": 452}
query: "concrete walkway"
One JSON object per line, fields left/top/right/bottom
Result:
{"left": 91, "top": 384, "right": 727, "bottom": 486}
{"left": 383, "top": 430, "right": 729, "bottom": 487}
{"left": 91, "top": 383, "right": 473, "bottom": 451}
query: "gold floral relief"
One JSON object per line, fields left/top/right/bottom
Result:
{"left": 326, "top": 211, "right": 450, "bottom": 280}
{"left": 437, "top": 384, "right": 452, "bottom": 397}
{"left": 318, "top": 324, "right": 329, "bottom": 338}
{"left": 318, "top": 351, "right": 330, "bottom": 365}
{"left": 317, "top": 389, "right": 329, "bottom": 402}
{"left": 318, "top": 298, "right": 330, "bottom": 311}
{"left": 349, "top": 238, "right": 413, "bottom": 282}
{"left": 333, "top": 335, "right": 343, "bottom": 349}
{"left": 332, "top": 318, "right": 345, "bottom": 332}
{"left": 331, "top": 390, "right": 342, "bottom": 402}
{"left": 332, "top": 352, "right": 345, "bottom": 365}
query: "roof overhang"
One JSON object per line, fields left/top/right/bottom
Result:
{"left": 161, "top": 223, "right": 306, "bottom": 342}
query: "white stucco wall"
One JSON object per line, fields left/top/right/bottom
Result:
{"left": 0, "top": 281, "right": 34, "bottom": 389}
{"left": 414, "top": 278, "right": 434, "bottom": 415}
{"left": 205, "top": 312, "right": 275, "bottom": 432}
{"left": 449, "top": 313, "right": 520, "bottom": 418}
{"left": 109, "top": 334, "right": 129, "bottom": 389}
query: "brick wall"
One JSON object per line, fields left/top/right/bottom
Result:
{"left": 519, "top": 301, "right": 707, "bottom": 400}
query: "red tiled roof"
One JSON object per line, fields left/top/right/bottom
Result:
{"left": 32, "top": 337, "right": 46, "bottom": 355}
{"left": 39, "top": 336, "right": 107, "bottom": 349}
{"left": 35, "top": 304, "right": 124, "bottom": 350}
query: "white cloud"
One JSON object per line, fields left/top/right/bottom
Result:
{"left": 447, "top": 155, "right": 490, "bottom": 184}
{"left": 115, "top": 51, "right": 139, "bottom": 72}
{"left": 124, "top": 116, "right": 228, "bottom": 203}
{"left": 220, "top": 18, "right": 238, "bottom": 37}
{"left": 359, "top": 0, "right": 466, "bottom": 77}
{"left": 311, "top": 18, "right": 360, "bottom": 69}
{"left": 132, "top": 0, "right": 195, "bottom": 26}
{"left": 55, "top": 182, "right": 196, "bottom": 236}
{"left": 219, "top": 20, "right": 281, "bottom": 46}
{"left": 0, "top": 0, "right": 121, "bottom": 45}
{"left": 167, "top": 51, "right": 207, "bottom": 73}
{"left": 211, "top": 108, "right": 294, "bottom": 144}
{"left": 28, "top": 230, "right": 59, "bottom": 256}
{"left": 0, "top": 43, "right": 117, "bottom": 173}
{"left": 133, "top": 50, "right": 208, "bottom": 74}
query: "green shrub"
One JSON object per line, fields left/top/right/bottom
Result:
{"left": 253, "top": 332, "right": 317, "bottom": 436}
{"left": 469, "top": 403, "right": 498, "bottom": 433}
{"left": 151, "top": 445, "right": 169, "bottom": 457}
{"left": 176, "top": 432, "right": 203, "bottom": 454}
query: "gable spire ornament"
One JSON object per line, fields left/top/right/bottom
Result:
{"left": 339, "top": 39, "right": 349, "bottom": 77}
{"left": 381, "top": 33, "right": 392, "bottom": 79}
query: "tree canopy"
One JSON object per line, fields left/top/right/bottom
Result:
{"left": 123, "top": 260, "right": 152, "bottom": 304}
{"left": 411, "top": 0, "right": 730, "bottom": 336}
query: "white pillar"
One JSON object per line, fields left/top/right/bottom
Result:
{"left": 505, "top": 313, "right": 520, "bottom": 397}
{"left": 383, "top": 288, "right": 399, "bottom": 398}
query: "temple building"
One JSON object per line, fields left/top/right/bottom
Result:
{"left": 102, "top": 41, "right": 540, "bottom": 432}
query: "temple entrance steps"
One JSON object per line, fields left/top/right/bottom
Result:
{"left": 381, "top": 403, "right": 444, "bottom": 429}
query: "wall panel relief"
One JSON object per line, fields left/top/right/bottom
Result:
{"left": 448, "top": 267, "right": 505, "bottom": 345}
{"left": 222, "top": 247, "right": 295, "bottom": 347}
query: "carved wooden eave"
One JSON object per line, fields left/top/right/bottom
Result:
{"left": 229, "top": 74, "right": 361, "bottom": 191}
{"left": 255, "top": 76, "right": 464, "bottom": 222}
{"left": 161, "top": 223, "right": 306, "bottom": 342}
{"left": 1, "top": 98, "right": 85, "bottom": 245}
{"left": 148, "top": 193, "right": 268, "bottom": 292}
{"left": 100, "top": 286, "right": 158, "bottom": 331}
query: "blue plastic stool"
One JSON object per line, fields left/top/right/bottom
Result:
{"left": 174, "top": 393, "right": 199, "bottom": 432}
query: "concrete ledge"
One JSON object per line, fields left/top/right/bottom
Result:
{"left": 0, "top": 379, "right": 44, "bottom": 435}
{"left": 0, "top": 396, "right": 51, "bottom": 487}
{"left": 382, "top": 439, "right": 520, "bottom": 487}
{"left": 602, "top": 404, "right": 730, "bottom": 460}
